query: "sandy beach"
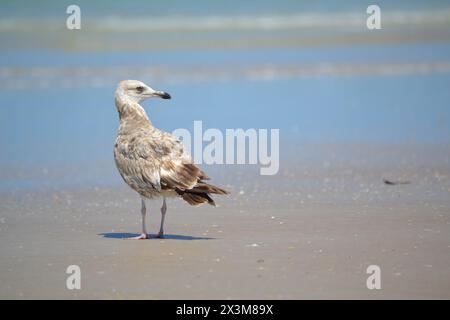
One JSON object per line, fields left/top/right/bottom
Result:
{"left": 1, "top": 144, "right": 449, "bottom": 299}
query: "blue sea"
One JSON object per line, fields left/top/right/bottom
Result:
{"left": 1, "top": 0, "right": 450, "bottom": 190}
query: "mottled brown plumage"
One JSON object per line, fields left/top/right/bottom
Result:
{"left": 113, "top": 80, "right": 228, "bottom": 239}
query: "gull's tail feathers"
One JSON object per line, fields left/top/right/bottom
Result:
{"left": 176, "top": 182, "right": 229, "bottom": 206}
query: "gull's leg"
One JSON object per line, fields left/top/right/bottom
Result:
{"left": 125, "top": 198, "right": 148, "bottom": 240}
{"left": 156, "top": 197, "right": 167, "bottom": 238}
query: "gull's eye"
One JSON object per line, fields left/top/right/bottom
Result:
{"left": 136, "top": 86, "right": 144, "bottom": 93}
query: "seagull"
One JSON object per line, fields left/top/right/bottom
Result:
{"left": 114, "top": 80, "right": 228, "bottom": 239}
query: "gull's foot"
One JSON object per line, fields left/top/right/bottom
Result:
{"left": 124, "top": 233, "right": 148, "bottom": 240}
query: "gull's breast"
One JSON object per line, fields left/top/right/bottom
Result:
{"left": 114, "top": 135, "right": 163, "bottom": 199}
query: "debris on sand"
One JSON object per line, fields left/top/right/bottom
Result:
{"left": 383, "top": 179, "right": 411, "bottom": 186}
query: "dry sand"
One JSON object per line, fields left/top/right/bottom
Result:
{"left": 0, "top": 144, "right": 449, "bottom": 299}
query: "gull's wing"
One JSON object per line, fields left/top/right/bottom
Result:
{"left": 115, "top": 127, "right": 209, "bottom": 194}
{"left": 157, "top": 133, "right": 211, "bottom": 191}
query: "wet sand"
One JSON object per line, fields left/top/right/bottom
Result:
{"left": 0, "top": 144, "right": 450, "bottom": 299}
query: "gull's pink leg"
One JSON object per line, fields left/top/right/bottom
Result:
{"left": 125, "top": 198, "right": 148, "bottom": 240}
{"left": 155, "top": 197, "right": 167, "bottom": 238}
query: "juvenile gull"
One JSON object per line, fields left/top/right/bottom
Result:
{"left": 114, "top": 80, "right": 228, "bottom": 239}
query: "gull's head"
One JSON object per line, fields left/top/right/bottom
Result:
{"left": 115, "top": 80, "right": 171, "bottom": 104}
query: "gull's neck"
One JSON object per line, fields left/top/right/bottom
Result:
{"left": 115, "top": 92, "right": 152, "bottom": 127}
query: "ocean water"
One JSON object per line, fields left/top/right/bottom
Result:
{"left": 1, "top": 0, "right": 450, "bottom": 190}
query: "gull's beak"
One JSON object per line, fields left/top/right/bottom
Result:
{"left": 142, "top": 86, "right": 171, "bottom": 100}
{"left": 154, "top": 90, "right": 171, "bottom": 99}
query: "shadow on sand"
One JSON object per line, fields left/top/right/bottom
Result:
{"left": 98, "top": 233, "right": 215, "bottom": 240}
